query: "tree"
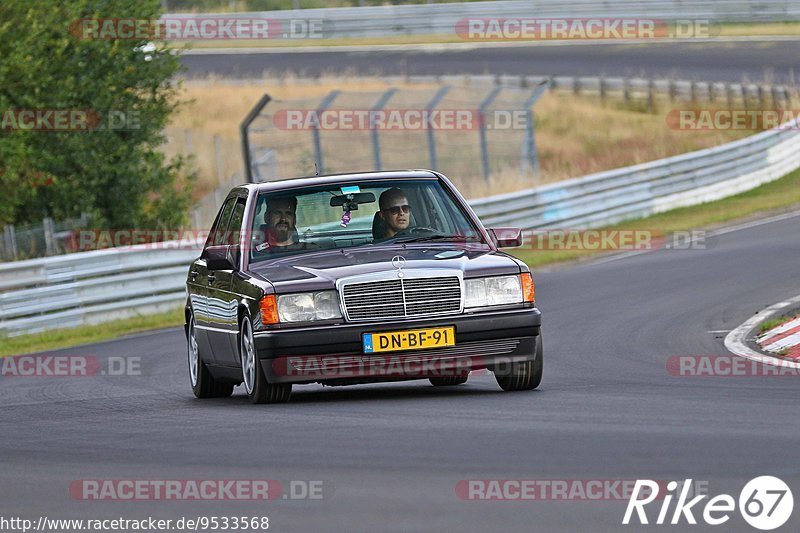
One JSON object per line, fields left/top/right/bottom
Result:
{"left": 0, "top": 0, "right": 193, "bottom": 230}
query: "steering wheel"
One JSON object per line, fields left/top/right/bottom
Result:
{"left": 393, "top": 226, "right": 441, "bottom": 237}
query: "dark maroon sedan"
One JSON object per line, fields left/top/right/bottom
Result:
{"left": 185, "top": 170, "right": 542, "bottom": 403}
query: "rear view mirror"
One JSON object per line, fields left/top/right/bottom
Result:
{"left": 204, "top": 244, "right": 240, "bottom": 270}
{"left": 330, "top": 192, "right": 376, "bottom": 211}
{"left": 489, "top": 228, "right": 523, "bottom": 248}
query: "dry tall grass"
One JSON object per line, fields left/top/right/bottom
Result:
{"left": 167, "top": 76, "right": 748, "bottom": 201}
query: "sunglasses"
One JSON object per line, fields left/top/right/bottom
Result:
{"left": 383, "top": 204, "right": 411, "bottom": 215}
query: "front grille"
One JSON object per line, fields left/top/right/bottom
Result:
{"left": 342, "top": 276, "right": 462, "bottom": 321}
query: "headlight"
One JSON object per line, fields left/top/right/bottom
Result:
{"left": 464, "top": 275, "right": 523, "bottom": 308}
{"left": 277, "top": 290, "right": 342, "bottom": 322}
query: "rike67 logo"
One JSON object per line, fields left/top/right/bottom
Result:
{"left": 623, "top": 476, "right": 793, "bottom": 530}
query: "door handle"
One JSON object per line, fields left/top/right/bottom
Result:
{"left": 207, "top": 273, "right": 216, "bottom": 284}
{"left": 190, "top": 270, "right": 199, "bottom": 281}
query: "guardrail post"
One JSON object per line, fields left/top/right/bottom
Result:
{"left": 647, "top": 79, "right": 655, "bottom": 112}
{"left": 520, "top": 80, "right": 549, "bottom": 179}
{"left": 669, "top": 79, "right": 677, "bottom": 102}
{"left": 690, "top": 81, "right": 697, "bottom": 103}
{"left": 623, "top": 77, "right": 630, "bottom": 104}
{"left": 311, "top": 90, "right": 340, "bottom": 175}
{"left": 370, "top": 88, "right": 397, "bottom": 171}
{"left": 478, "top": 86, "right": 502, "bottom": 183}
{"left": 3, "top": 225, "right": 17, "bottom": 261}
{"left": 573, "top": 77, "right": 580, "bottom": 96}
{"left": 424, "top": 85, "right": 451, "bottom": 169}
{"left": 43, "top": 217, "right": 55, "bottom": 256}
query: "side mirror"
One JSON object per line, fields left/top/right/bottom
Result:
{"left": 489, "top": 227, "right": 523, "bottom": 248}
{"left": 204, "top": 244, "right": 239, "bottom": 271}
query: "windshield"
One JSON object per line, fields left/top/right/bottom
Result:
{"left": 247, "top": 179, "right": 485, "bottom": 263}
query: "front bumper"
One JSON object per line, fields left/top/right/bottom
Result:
{"left": 254, "top": 306, "right": 541, "bottom": 384}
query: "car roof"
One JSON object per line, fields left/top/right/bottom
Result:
{"left": 245, "top": 169, "right": 441, "bottom": 194}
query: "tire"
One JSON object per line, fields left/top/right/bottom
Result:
{"left": 429, "top": 375, "right": 469, "bottom": 386}
{"left": 188, "top": 313, "right": 234, "bottom": 398}
{"left": 240, "top": 315, "right": 291, "bottom": 404}
{"left": 495, "top": 334, "right": 543, "bottom": 392}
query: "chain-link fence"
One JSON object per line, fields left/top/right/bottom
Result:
{"left": 243, "top": 83, "right": 550, "bottom": 199}
{"left": 0, "top": 214, "right": 91, "bottom": 262}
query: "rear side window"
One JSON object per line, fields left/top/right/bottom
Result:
{"left": 206, "top": 197, "right": 235, "bottom": 248}
{"left": 226, "top": 199, "right": 246, "bottom": 245}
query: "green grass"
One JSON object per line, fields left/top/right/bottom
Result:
{"left": 511, "top": 167, "right": 800, "bottom": 268}
{"left": 4, "top": 168, "right": 800, "bottom": 355}
{"left": 0, "top": 307, "right": 185, "bottom": 357}
{"left": 759, "top": 316, "right": 792, "bottom": 333}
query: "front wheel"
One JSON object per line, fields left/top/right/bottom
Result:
{"left": 495, "top": 334, "right": 543, "bottom": 391}
{"left": 240, "top": 315, "right": 291, "bottom": 404}
{"left": 188, "top": 313, "right": 234, "bottom": 398}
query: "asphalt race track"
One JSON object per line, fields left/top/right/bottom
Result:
{"left": 180, "top": 41, "right": 800, "bottom": 83}
{"left": 2, "top": 211, "right": 799, "bottom": 531}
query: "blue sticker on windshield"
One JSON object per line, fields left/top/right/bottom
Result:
{"left": 341, "top": 185, "right": 361, "bottom": 194}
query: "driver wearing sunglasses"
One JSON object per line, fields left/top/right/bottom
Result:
{"left": 377, "top": 187, "right": 412, "bottom": 238}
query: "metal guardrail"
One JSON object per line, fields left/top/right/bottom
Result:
{"left": 166, "top": 0, "right": 800, "bottom": 40}
{"left": 0, "top": 243, "right": 200, "bottom": 337}
{"left": 2, "top": 118, "right": 800, "bottom": 337}
{"left": 470, "top": 117, "right": 800, "bottom": 229}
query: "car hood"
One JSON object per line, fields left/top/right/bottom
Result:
{"left": 249, "top": 244, "right": 522, "bottom": 292}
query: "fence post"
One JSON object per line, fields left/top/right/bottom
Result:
{"left": 311, "top": 90, "right": 340, "bottom": 175}
{"left": 599, "top": 76, "right": 606, "bottom": 104}
{"left": 647, "top": 78, "right": 655, "bottom": 112}
{"left": 520, "top": 80, "right": 549, "bottom": 179}
{"left": 623, "top": 77, "right": 631, "bottom": 104}
{"left": 479, "top": 86, "right": 502, "bottom": 183}
{"left": 3, "top": 225, "right": 17, "bottom": 261}
{"left": 424, "top": 85, "right": 451, "bottom": 169}
{"left": 43, "top": 217, "right": 55, "bottom": 256}
{"left": 184, "top": 129, "right": 193, "bottom": 155}
{"left": 214, "top": 134, "right": 225, "bottom": 184}
{"left": 770, "top": 86, "right": 780, "bottom": 108}
{"left": 370, "top": 88, "right": 397, "bottom": 171}
{"left": 239, "top": 93, "right": 272, "bottom": 183}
